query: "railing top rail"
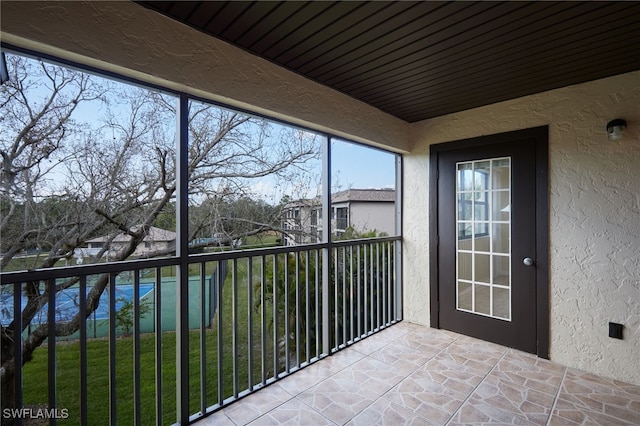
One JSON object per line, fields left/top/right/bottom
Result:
{"left": 331, "top": 235, "right": 400, "bottom": 248}
{"left": 0, "top": 256, "right": 181, "bottom": 284}
{"left": 0, "top": 236, "right": 401, "bottom": 285}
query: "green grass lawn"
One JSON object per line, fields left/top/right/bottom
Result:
{"left": 21, "top": 257, "right": 277, "bottom": 425}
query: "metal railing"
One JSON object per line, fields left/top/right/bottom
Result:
{"left": 0, "top": 236, "right": 401, "bottom": 425}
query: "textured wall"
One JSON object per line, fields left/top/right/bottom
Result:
{"left": 0, "top": 1, "right": 408, "bottom": 153}
{"left": 405, "top": 71, "right": 640, "bottom": 385}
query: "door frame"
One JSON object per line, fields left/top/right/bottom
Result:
{"left": 428, "top": 126, "right": 549, "bottom": 358}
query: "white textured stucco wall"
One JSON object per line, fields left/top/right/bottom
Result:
{"left": 0, "top": 1, "right": 408, "bottom": 153}
{"left": 405, "top": 71, "right": 640, "bottom": 385}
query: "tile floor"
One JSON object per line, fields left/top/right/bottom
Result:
{"left": 197, "top": 322, "right": 640, "bottom": 425}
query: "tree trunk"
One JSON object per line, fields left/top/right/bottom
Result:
{"left": 0, "top": 357, "right": 16, "bottom": 426}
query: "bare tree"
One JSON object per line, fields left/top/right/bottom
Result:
{"left": 0, "top": 54, "right": 319, "bottom": 417}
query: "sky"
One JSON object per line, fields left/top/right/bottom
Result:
{"left": 7, "top": 53, "right": 397, "bottom": 205}
{"left": 331, "top": 140, "right": 396, "bottom": 191}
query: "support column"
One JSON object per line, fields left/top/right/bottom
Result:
{"left": 176, "top": 94, "right": 190, "bottom": 424}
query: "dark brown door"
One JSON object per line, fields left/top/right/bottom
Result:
{"left": 430, "top": 127, "right": 548, "bottom": 356}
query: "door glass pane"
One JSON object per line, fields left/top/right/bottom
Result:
{"left": 492, "top": 159, "right": 510, "bottom": 189}
{"left": 475, "top": 161, "right": 490, "bottom": 190}
{"left": 492, "top": 223, "right": 510, "bottom": 254}
{"left": 493, "top": 287, "right": 510, "bottom": 319}
{"left": 492, "top": 190, "right": 510, "bottom": 221}
{"left": 458, "top": 163, "right": 473, "bottom": 191}
{"left": 458, "top": 224, "right": 472, "bottom": 250}
{"left": 493, "top": 255, "right": 510, "bottom": 286}
{"left": 458, "top": 252, "right": 472, "bottom": 281}
{"left": 474, "top": 254, "right": 490, "bottom": 283}
{"left": 456, "top": 157, "right": 511, "bottom": 320}
{"left": 474, "top": 224, "right": 490, "bottom": 252}
{"left": 474, "top": 192, "right": 489, "bottom": 221}
{"left": 458, "top": 281, "right": 472, "bottom": 311}
{"left": 475, "top": 284, "right": 491, "bottom": 315}
{"left": 458, "top": 193, "right": 472, "bottom": 220}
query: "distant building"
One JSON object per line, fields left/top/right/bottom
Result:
{"left": 282, "top": 198, "right": 321, "bottom": 245}
{"left": 82, "top": 226, "right": 176, "bottom": 259}
{"left": 282, "top": 189, "right": 396, "bottom": 245}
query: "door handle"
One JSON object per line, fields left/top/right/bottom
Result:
{"left": 523, "top": 257, "right": 534, "bottom": 266}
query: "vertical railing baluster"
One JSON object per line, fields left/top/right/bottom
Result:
{"left": 154, "top": 268, "right": 162, "bottom": 424}
{"left": 133, "top": 269, "right": 141, "bottom": 426}
{"left": 47, "top": 279, "right": 57, "bottom": 426}
{"left": 272, "top": 255, "right": 279, "bottom": 376}
{"left": 247, "top": 256, "right": 254, "bottom": 390}
{"left": 363, "top": 244, "right": 368, "bottom": 335}
{"left": 387, "top": 242, "right": 392, "bottom": 325}
{"left": 305, "top": 250, "right": 310, "bottom": 364}
{"left": 200, "top": 262, "right": 207, "bottom": 414}
{"left": 260, "top": 255, "right": 267, "bottom": 385}
{"left": 295, "top": 251, "right": 300, "bottom": 368}
{"left": 108, "top": 273, "right": 117, "bottom": 426}
{"left": 284, "top": 252, "right": 290, "bottom": 373}
{"left": 232, "top": 258, "right": 239, "bottom": 398}
{"left": 315, "top": 249, "right": 320, "bottom": 359}
{"left": 357, "top": 244, "right": 361, "bottom": 339}
{"left": 382, "top": 243, "right": 387, "bottom": 326}
{"left": 376, "top": 243, "right": 381, "bottom": 331}
{"left": 216, "top": 261, "right": 224, "bottom": 406}
{"left": 78, "top": 276, "right": 87, "bottom": 426}
{"left": 341, "top": 246, "right": 346, "bottom": 347}
{"left": 369, "top": 243, "right": 374, "bottom": 334}
{"left": 349, "top": 245, "right": 354, "bottom": 343}
{"left": 12, "top": 283, "right": 23, "bottom": 424}
{"left": 331, "top": 247, "right": 340, "bottom": 350}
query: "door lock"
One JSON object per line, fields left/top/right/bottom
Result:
{"left": 523, "top": 257, "right": 534, "bottom": 266}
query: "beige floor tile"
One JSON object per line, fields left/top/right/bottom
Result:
{"left": 397, "top": 327, "right": 459, "bottom": 352}
{"left": 369, "top": 339, "right": 438, "bottom": 375}
{"left": 193, "top": 323, "right": 640, "bottom": 426}
{"left": 452, "top": 373, "right": 555, "bottom": 424}
{"left": 551, "top": 368, "right": 640, "bottom": 425}
{"left": 384, "top": 371, "right": 472, "bottom": 425}
{"left": 296, "top": 361, "right": 390, "bottom": 425}
{"left": 193, "top": 410, "right": 236, "bottom": 426}
{"left": 346, "top": 394, "right": 436, "bottom": 426}
{"left": 491, "top": 350, "right": 566, "bottom": 396}
{"left": 338, "top": 356, "right": 408, "bottom": 395}
{"left": 416, "top": 353, "right": 493, "bottom": 393}
{"left": 347, "top": 332, "right": 395, "bottom": 355}
{"left": 348, "top": 322, "right": 414, "bottom": 355}
{"left": 223, "top": 383, "right": 293, "bottom": 425}
{"left": 316, "top": 348, "right": 366, "bottom": 374}
{"left": 277, "top": 362, "right": 335, "bottom": 396}
{"left": 438, "top": 338, "right": 507, "bottom": 377}
{"left": 247, "top": 398, "right": 336, "bottom": 426}
{"left": 549, "top": 398, "right": 636, "bottom": 426}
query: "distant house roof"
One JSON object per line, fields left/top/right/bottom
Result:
{"left": 284, "top": 198, "right": 320, "bottom": 209}
{"left": 332, "top": 189, "right": 396, "bottom": 203}
{"left": 87, "top": 226, "right": 176, "bottom": 244}
{"left": 283, "top": 189, "right": 396, "bottom": 210}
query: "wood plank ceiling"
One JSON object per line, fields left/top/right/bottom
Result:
{"left": 138, "top": 1, "right": 640, "bottom": 123}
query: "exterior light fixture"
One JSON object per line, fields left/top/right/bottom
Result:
{"left": 606, "top": 119, "right": 626, "bottom": 141}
